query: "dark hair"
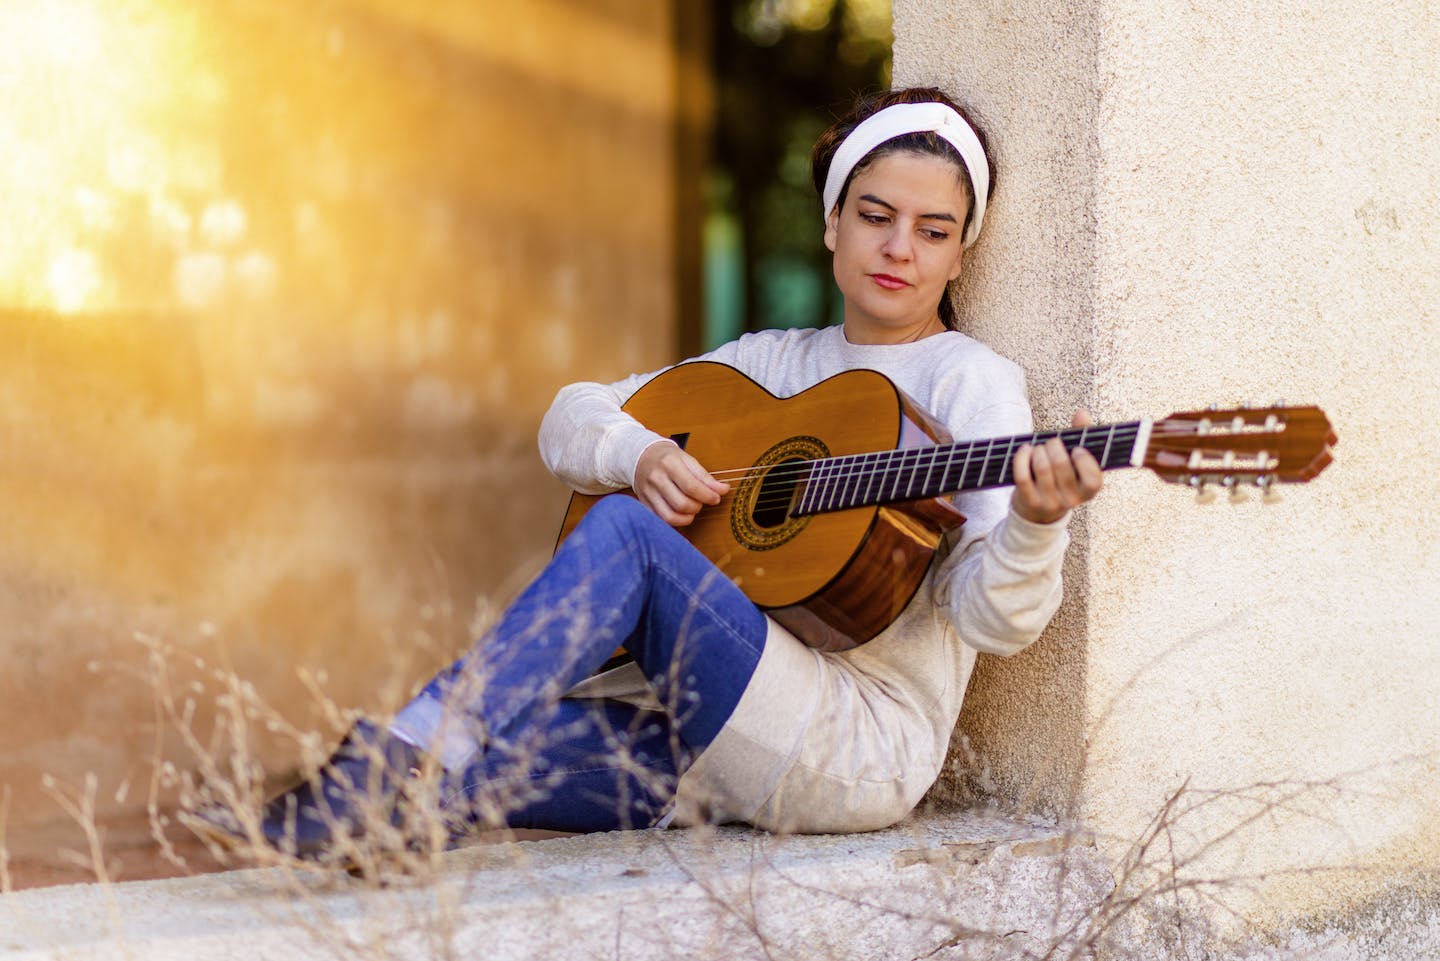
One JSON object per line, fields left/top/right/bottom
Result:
{"left": 811, "top": 87, "right": 995, "bottom": 330}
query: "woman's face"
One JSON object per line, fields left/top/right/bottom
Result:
{"left": 824, "top": 151, "right": 970, "bottom": 344}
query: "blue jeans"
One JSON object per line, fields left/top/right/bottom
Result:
{"left": 391, "top": 495, "right": 768, "bottom": 832}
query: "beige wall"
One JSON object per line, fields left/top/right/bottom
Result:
{"left": 898, "top": 0, "right": 1440, "bottom": 932}
{"left": 0, "top": 0, "right": 692, "bottom": 850}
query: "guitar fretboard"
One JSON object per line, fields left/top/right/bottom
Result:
{"left": 793, "top": 421, "right": 1150, "bottom": 516}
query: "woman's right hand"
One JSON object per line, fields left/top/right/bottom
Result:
{"left": 633, "top": 441, "right": 728, "bottom": 527}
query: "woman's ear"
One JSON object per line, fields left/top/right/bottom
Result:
{"left": 823, "top": 208, "right": 839, "bottom": 252}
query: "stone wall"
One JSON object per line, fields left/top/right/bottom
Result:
{"left": 896, "top": 0, "right": 1440, "bottom": 932}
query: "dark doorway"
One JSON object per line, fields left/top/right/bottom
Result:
{"left": 702, "top": 1, "right": 892, "bottom": 349}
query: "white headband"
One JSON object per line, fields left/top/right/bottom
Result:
{"left": 821, "top": 101, "right": 990, "bottom": 248}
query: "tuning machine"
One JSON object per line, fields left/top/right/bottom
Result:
{"left": 1223, "top": 475, "right": 1249, "bottom": 504}
{"left": 1190, "top": 475, "right": 1217, "bottom": 504}
{"left": 1257, "top": 474, "right": 1283, "bottom": 505}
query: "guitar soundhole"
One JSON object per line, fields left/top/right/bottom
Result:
{"left": 731, "top": 435, "right": 828, "bottom": 551}
{"left": 752, "top": 458, "right": 806, "bottom": 529}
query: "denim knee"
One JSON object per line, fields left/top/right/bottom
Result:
{"left": 577, "top": 493, "right": 665, "bottom": 545}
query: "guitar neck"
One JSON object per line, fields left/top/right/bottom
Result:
{"left": 794, "top": 420, "right": 1153, "bottom": 516}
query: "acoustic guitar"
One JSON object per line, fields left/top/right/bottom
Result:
{"left": 557, "top": 362, "right": 1335, "bottom": 651}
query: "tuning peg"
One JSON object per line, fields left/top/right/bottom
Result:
{"left": 1224, "top": 476, "right": 1249, "bottom": 504}
{"left": 1190, "top": 476, "right": 1217, "bottom": 504}
{"left": 1257, "top": 475, "right": 1283, "bottom": 505}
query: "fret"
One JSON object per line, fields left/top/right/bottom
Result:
{"left": 814, "top": 459, "right": 831, "bottom": 514}
{"left": 842, "top": 454, "right": 858, "bottom": 507}
{"left": 957, "top": 439, "right": 977, "bottom": 491}
{"left": 824, "top": 455, "right": 846, "bottom": 512}
{"left": 815, "top": 456, "right": 838, "bottom": 513}
{"left": 908, "top": 447, "right": 930, "bottom": 499}
{"left": 833, "top": 453, "right": 857, "bottom": 511}
{"left": 919, "top": 445, "right": 940, "bottom": 498}
{"left": 821, "top": 455, "right": 844, "bottom": 512}
{"left": 848, "top": 453, "right": 868, "bottom": 509}
{"left": 980, "top": 438, "right": 999, "bottom": 488}
{"left": 800, "top": 457, "right": 819, "bottom": 514}
{"left": 1005, "top": 437, "right": 1025, "bottom": 487}
{"left": 891, "top": 447, "right": 919, "bottom": 501}
{"left": 887, "top": 449, "right": 905, "bottom": 501}
{"left": 957, "top": 443, "right": 975, "bottom": 495}
{"left": 795, "top": 459, "right": 818, "bottom": 515}
{"left": 837, "top": 455, "right": 860, "bottom": 511}
{"left": 877, "top": 449, "right": 897, "bottom": 502}
{"left": 871, "top": 450, "right": 892, "bottom": 503}
{"left": 859, "top": 451, "right": 886, "bottom": 507}
{"left": 990, "top": 439, "right": 1009, "bottom": 487}
{"left": 937, "top": 443, "right": 958, "bottom": 499}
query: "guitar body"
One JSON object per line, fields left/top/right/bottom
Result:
{"left": 557, "top": 363, "right": 966, "bottom": 651}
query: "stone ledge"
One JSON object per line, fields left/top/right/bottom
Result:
{"left": 0, "top": 809, "right": 1113, "bottom": 961}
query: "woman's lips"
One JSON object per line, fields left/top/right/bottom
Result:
{"left": 869, "top": 273, "right": 910, "bottom": 290}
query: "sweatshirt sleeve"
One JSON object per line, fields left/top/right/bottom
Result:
{"left": 537, "top": 370, "right": 671, "bottom": 494}
{"left": 927, "top": 380, "right": 1073, "bottom": 657}
{"left": 931, "top": 505, "right": 1071, "bottom": 657}
{"left": 536, "top": 334, "right": 764, "bottom": 495}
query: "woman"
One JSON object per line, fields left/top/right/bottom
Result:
{"left": 194, "top": 86, "right": 1103, "bottom": 857}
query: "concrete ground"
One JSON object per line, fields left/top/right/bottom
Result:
{"left": 0, "top": 809, "right": 1114, "bottom": 961}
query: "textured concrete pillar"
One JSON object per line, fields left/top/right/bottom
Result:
{"left": 895, "top": 0, "right": 1440, "bottom": 934}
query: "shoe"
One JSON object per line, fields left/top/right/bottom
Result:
{"left": 187, "top": 719, "right": 426, "bottom": 860}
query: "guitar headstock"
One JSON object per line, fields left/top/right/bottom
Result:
{"left": 1143, "top": 405, "right": 1336, "bottom": 502}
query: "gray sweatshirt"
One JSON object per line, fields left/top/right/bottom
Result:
{"left": 546, "top": 325, "right": 1070, "bottom": 833}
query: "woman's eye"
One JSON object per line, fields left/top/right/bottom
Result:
{"left": 860, "top": 212, "right": 889, "bottom": 224}
{"left": 921, "top": 229, "right": 949, "bottom": 241}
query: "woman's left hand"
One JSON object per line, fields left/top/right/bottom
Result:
{"left": 1010, "top": 409, "right": 1105, "bottom": 524}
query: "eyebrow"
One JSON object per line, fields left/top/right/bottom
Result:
{"left": 857, "top": 193, "right": 959, "bottom": 224}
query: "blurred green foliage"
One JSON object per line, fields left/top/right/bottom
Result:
{"left": 704, "top": 0, "right": 891, "bottom": 346}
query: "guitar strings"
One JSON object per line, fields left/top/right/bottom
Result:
{"left": 685, "top": 419, "right": 1257, "bottom": 519}
{"left": 691, "top": 424, "right": 1144, "bottom": 517}
{"left": 700, "top": 423, "right": 1151, "bottom": 488}
{"left": 698, "top": 420, "right": 1244, "bottom": 484}
{"left": 701, "top": 424, "right": 1145, "bottom": 482}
